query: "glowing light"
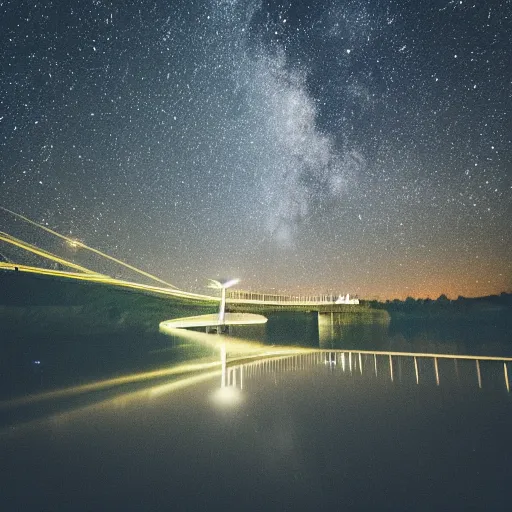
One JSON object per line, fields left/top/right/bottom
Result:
{"left": 208, "top": 278, "right": 240, "bottom": 290}
{"left": 0, "top": 263, "right": 220, "bottom": 302}
{"left": 0, "top": 232, "right": 100, "bottom": 274}
{"left": 476, "top": 360, "right": 482, "bottom": 389}
{"left": 66, "top": 239, "right": 82, "bottom": 250}
{"left": 0, "top": 361, "right": 222, "bottom": 410}
{"left": 0, "top": 207, "right": 179, "bottom": 289}
{"left": 207, "top": 278, "right": 240, "bottom": 325}
{"left": 159, "top": 313, "right": 267, "bottom": 330}
{"left": 210, "top": 386, "right": 244, "bottom": 407}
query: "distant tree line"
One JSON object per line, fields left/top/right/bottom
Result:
{"left": 362, "top": 292, "right": 512, "bottom": 314}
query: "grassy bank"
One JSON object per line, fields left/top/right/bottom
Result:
{"left": 0, "top": 271, "right": 217, "bottom": 337}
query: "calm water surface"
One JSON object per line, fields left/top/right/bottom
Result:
{"left": 1, "top": 313, "right": 511, "bottom": 510}
{"left": 2, "top": 312, "right": 511, "bottom": 401}
{"left": 2, "top": 352, "right": 512, "bottom": 510}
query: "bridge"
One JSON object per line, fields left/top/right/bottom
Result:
{"left": 0, "top": 206, "right": 360, "bottom": 312}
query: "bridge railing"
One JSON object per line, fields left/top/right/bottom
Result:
{"left": 226, "top": 290, "right": 357, "bottom": 305}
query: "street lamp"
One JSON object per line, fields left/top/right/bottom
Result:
{"left": 65, "top": 238, "right": 82, "bottom": 253}
{"left": 208, "top": 278, "right": 240, "bottom": 326}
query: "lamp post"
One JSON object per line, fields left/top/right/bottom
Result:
{"left": 208, "top": 278, "right": 240, "bottom": 380}
{"left": 208, "top": 278, "right": 240, "bottom": 326}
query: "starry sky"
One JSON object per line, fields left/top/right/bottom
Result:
{"left": 0, "top": 0, "right": 510, "bottom": 299}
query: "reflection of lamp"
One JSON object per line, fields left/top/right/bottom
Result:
{"left": 211, "top": 384, "right": 243, "bottom": 407}
{"left": 211, "top": 349, "right": 244, "bottom": 407}
{"left": 220, "top": 344, "right": 227, "bottom": 387}
{"left": 208, "top": 278, "right": 240, "bottom": 325}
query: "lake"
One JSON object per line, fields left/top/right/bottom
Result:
{"left": 1, "top": 311, "right": 511, "bottom": 510}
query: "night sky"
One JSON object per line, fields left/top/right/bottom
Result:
{"left": 0, "top": 0, "right": 510, "bottom": 299}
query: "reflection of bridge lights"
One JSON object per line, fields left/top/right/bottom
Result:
{"left": 210, "top": 386, "right": 244, "bottom": 407}
{"left": 211, "top": 344, "right": 245, "bottom": 407}
{"left": 229, "top": 352, "right": 512, "bottom": 395}
{"left": 324, "top": 352, "right": 337, "bottom": 365}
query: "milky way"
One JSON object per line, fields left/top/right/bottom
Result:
{"left": 0, "top": 0, "right": 510, "bottom": 298}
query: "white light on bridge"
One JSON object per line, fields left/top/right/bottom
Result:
{"left": 66, "top": 239, "right": 82, "bottom": 250}
{"left": 208, "top": 278, "right": 240, "bottom": 325}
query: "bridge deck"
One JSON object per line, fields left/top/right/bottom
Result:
{"left": 159, "top": 312, "right": 268, "bottom": 330}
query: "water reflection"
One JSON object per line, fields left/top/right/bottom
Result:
{"left": 2, "top": 307, "right": 510, "bottom": 405}
{"left": 262, "top": 309, "right": 512, "bottom": 357}
{"left": 221, "top": 351, "right": 512, "bottom": 395}
{"left": 318, "top": 310, "right": 390, "bottom": 349}
{"left": 3, "top": 315, "right": 511, "bottom": 432}
{"left": 3, "top": 347, "right": 512, "bottom": 510}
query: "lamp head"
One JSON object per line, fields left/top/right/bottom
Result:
{"left": 208, "top": 278, "right": 240, "bottom": 290}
